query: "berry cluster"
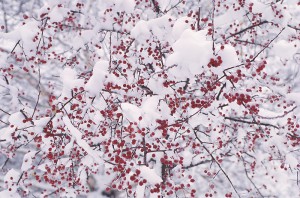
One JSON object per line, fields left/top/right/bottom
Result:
{"left": 207, "top": 56, "right": 223, "bottom": 67}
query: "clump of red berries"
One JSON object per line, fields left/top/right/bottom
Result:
{"left": 208, "top": 56, "right": 222, "bottom": 67}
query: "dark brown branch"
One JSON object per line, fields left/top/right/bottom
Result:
{"left": 0, "top": 108, "right": 10, "bottom": 115}
{"left": 164, "top": 0, "right": 184, "bottom": 13}
{"left": 3, "top": 76, "right": 9, "bottom": 85}
{"left": 1, "top": 0, "right": 8, "bottom": 33}
{"left": 224, "top": 117, "right": 279, "bottom": 129}
{"left": 250, "top": 27, "right": 285, "bottom": 62}
{"left": 1, "top": 158, "right": 9, "bottom": 169}
{"left": 20, "top": 109, "right": 34, "bottom": 125}
{"left": 31, "top": 89, "right": 41, "bottom": 118}
{"left": 183, "top": 160, "right": 212, "bottom": 169}
{"left": 0, "top": 119, "right": 9, "bottom": 125}
{"left": 226, "top": 21, "right": 269, "bottom": 39}
{"left": 151, "top": 0, "right": 160, "bottom": 14}
{"left": 197, "top": 7, "right": 201, "bottom": 31}
{"left": 10, "top": 40, "right": 21, "bottom": 54}
{"left": 193, "top": 130, "right": 241, "bottom": 198}
{"left": 234, "top": 39, "right": 267, "bottom": 47}
{"left": 212, "top": 1, "right": 216, "bottom": 55}
{"left": 142, "top": 137, "right": 147, "bottom": 165}
{"left": 240, "top": 156, "right": 264, "bottom": 198}
{"left": 46, "top": 90, "right": 84, "bottom": 127}
{"left": 257, "top": 106, "right": 297, "bottom": 120}
{"left": 288, "top": 24, "right": 300, "bottom": 31}
{"left": 223, "top": 28, "right": 285, "bottom": 73}
{"left": 17, "top": 172, "right": 24, "bottom": 185}
{"left": 216, "top": 82, "right": 226, "bottom": 100}
{"left": 183, "top": 78, "right": 190, "bottom": 91}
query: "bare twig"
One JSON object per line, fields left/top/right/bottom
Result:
{"left": 224, "top": 116, "right": 279, "bottom": 129}
{"left": 226, "top": 21, "right": 269, "bottom": 39}
{"left": 0, "top": 108, "right": 10, "bottom": 115}
{"left": 10, "top": 40, "right": 21, "bottom": 54}
{"left": 250, "top": 28, "right": 285, "bottom": 62}
{"left": 223, "top": 28, "right": 285, "bottom": 73}
{"left": 287, "top": 24, "right": 300, "bottom": 31}
{"left": 257, "top": 106, "right": 297, "bottom": 120}
{"left": 193, "top": 130, "right": 241, "bottom": 198}
{"left": 164, "top": 0, "right": 184, "bottom": 13}
{"left": 183, "top": 160, "right": 212, "bottom": 169}
{"left": 216, "top": 82, "right": 226, "bottom": 100}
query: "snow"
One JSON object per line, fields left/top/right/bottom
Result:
{"left": 121, "top": 103, "right": 143, "bottom": 123}
{"left": 8, "top": 85, "right": 19, "bottom": 111}
{"left": 1, "top": 0, "right": 300, "bottom": 197}
{"left": 189, "top": 106, "right": 210, "bottom": 123}
{"left": 48, "top": 6, "right": 68, "bottom": 22}
{"left": 272, "top": 40, "right": 299, "bottom": 60}
{"left": 3, "top": 169, "right": 21, "bottom": 194}
{"left": 63, "top": 138, "right": 75, "bottom": 155}
{"left": 172, "top": 17, "right": 191, "bottom": 40}
{"left": 136, "top": 183, "right": 146, "bottom": 198}
{"left": 60, "top": 188, "right": 77, "bottom": 198}
{"left": 58, "top": 158, "right": 72, "bottom": 168}
{"left": 215, "top": 7, "right": 244, "bottom": 27}
{"left": 111, "top": 0, "right": 135, "bottom": 13}
{"left": 131, "top": 15, "right": 173, "bottom": 42}
{"left": 251, "top": 0, "right": 275, "bottom": 22}
{"left": 139, "top": 166, "right": 163, "bottom": 185}
{"left": 0, "top": 190, "right": 21, "bottom": 198}
{"left": 38, "top": 162, "right": 51, "bottom": 172}
{"left": 285, "top": 153, "right": 298, "bottom": 167}
{"left": 34, "top": 117, "right": 51, "bottom": 127}
{"left": 8, "top": 111, "right": 31, "bottom": 128}
{"left": 218, "top": 45, "right": 239, "bottom": 67}
{"left": 167, "top": 29, "right": 212, "bottom": 77}
{"left": 147, "top": 76, "right": 173, "bottom": 96}
{"left": 0, "top": 21, "right": 40, "bottom": 56}
{"left": 182, "top": 150, "right": 193, "bottom": 166}
{"left": 60, "top": 68, "right": 84, "bottom": 98}
{"left": 85, "top": 60, "right": 109, "bottom": 97}
{"left": 63, "top": 116, "right": 103, "bottom": 164}
{"left": 21, "top": 151, "right": 37, "bottom": 171}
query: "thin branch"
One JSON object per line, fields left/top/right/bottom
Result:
{"left": 164, "top": 0, "right": 184, "bottom": 13}
{"left": 0, "top": 108, "right": 10, "bottom": 115}
{"left": 212, "top": 0, "right": 216, "bottom": 55}
{"left": 31, "top": 48, "right": 43, "bottom": 118}
{"left": 151, "top": 0, "right": 160, "bottom": 14}
{"left": 31, "top": 90, "right": 41, "bottom": 118}
{"left": 1, "top": 158, "right": 9, "bottom": 169}
{"left": 10, "top": 40, "right": 21, "bottom": 54}
{"left": 226, "top": 21, "right": 269, "bottom": 39}
{"left": 197, "top": 7, "right": 201, "bottom": 31}
{"left": 287, "top": 24, "right": 300, "bottom": 31}
{"left": 17, "top": 172, "right": 24, "bottom": 185}
{"left": 234, "top": 39, "right": 268, "bottom": 47}
{"left": 240, "top": 156, "right": 264, "bottom": 198}
{"left": 183, "top": 160, "right": 212, "bottom": 169}
{"left": 216, "top": 82, "right": 226, "bottom": 100}
{"left": 250, "top": 27, "right": 285, "bottom": 62}
{"left": 1, "top": 0, "right": 8, "bottom": 33}
{"left": 46, "top": 90, "right": 84, "bottom": 127}
{"left": 223, "top": 28, "right": 285, "bottom": 72}
{"left": 257, "top": 106, "right": 297, "bottom": 120}
{"left": 193, "top": 130, "right": 241, "bottom": 198}
{"left": 224, "top": 116, "right": 279, "bottom": 129}
{"left": 0, "top": 119, "right": 9, "bottom": 125}
{"left": 20, "top": 109, "right": 34, "bottom": 125}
